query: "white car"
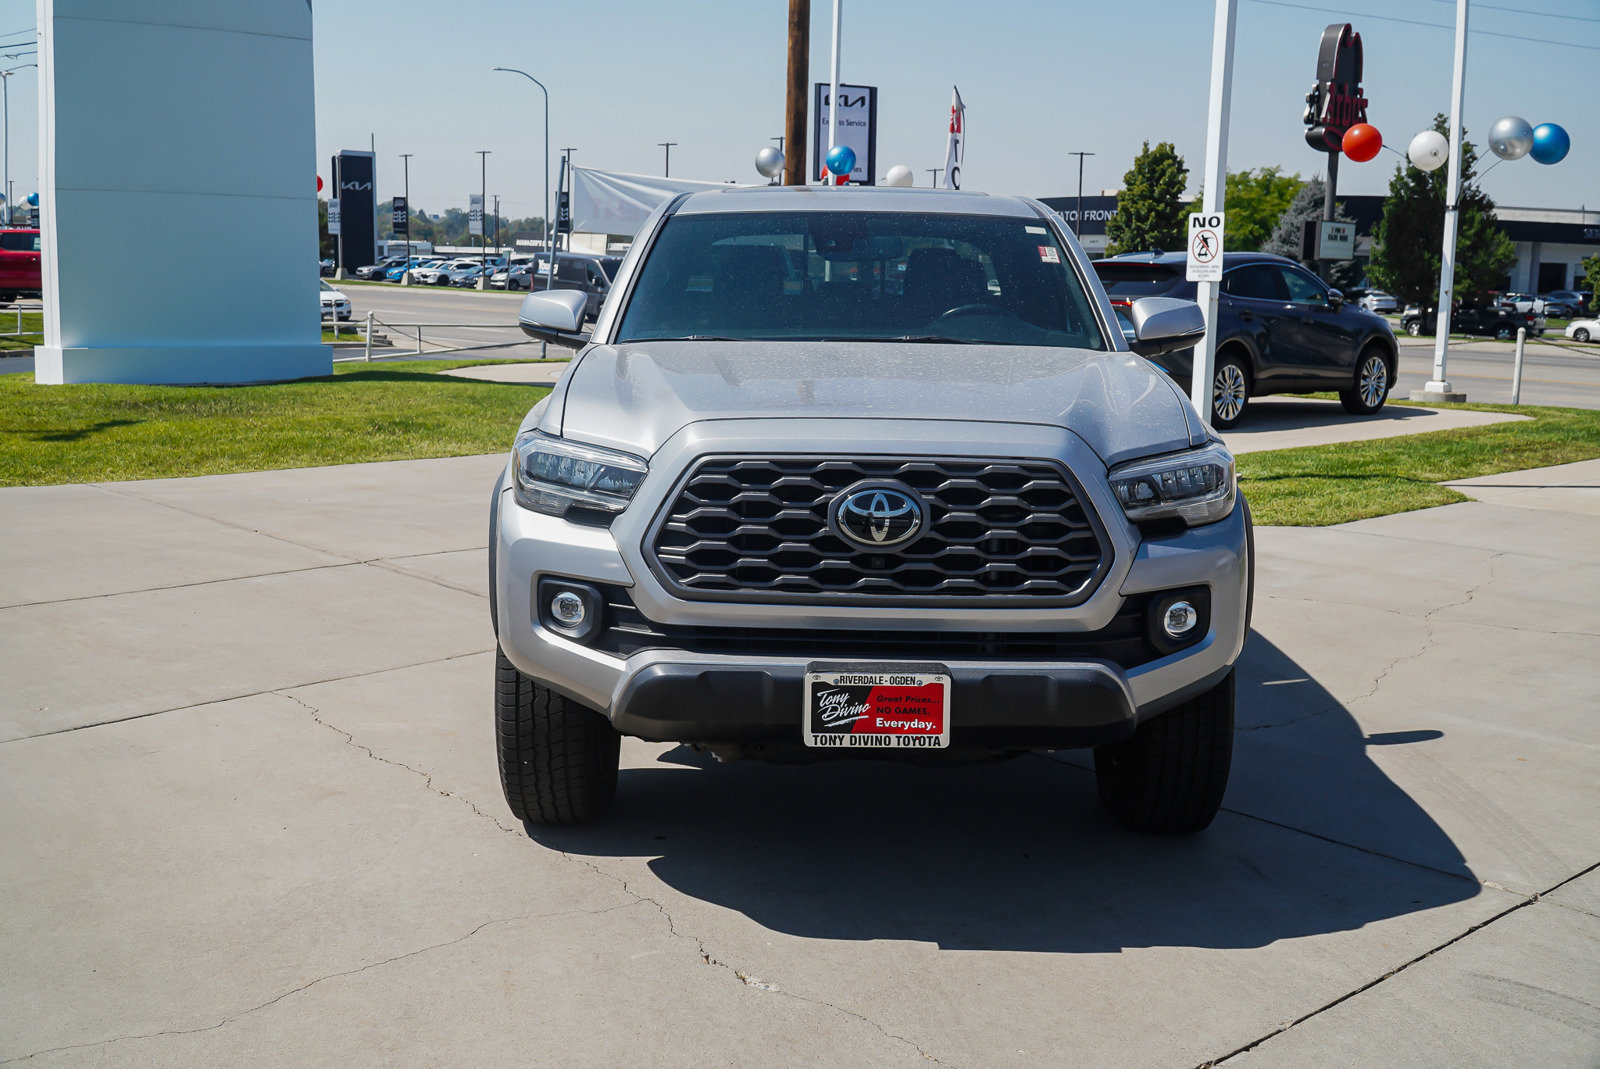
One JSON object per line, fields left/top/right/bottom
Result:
{"left": 406, "top": 259, "right": 456, "bottom": 285}
{"left": 319, "top": 279, "right": 350, "bottom": 321}
{"left": 1500, "top": 292, "right": 1548, "bottom": 315}
{"left": 414, "top": 258, "right": 483, "bottom": 286}
{"left": 1565, "top": 319, "right": 1599, "bottom": 343}
{"left": 1359, "top": 291, "right": 1397, "bottom": 314}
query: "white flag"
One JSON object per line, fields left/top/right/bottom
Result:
{"left": 941, "top": 87, "right": 965, "bottom": 190}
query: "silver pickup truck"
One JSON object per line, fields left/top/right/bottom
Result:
{"left": 490, "top": 186, "right": 1252, "bottom": 834}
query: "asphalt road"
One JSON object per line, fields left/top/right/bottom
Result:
{"left": 334, "top": 279, "right": 543, "bottom": 358}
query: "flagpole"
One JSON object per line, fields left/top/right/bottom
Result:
{"left": 828, "top": 0, "right": 841, "bottom": 180}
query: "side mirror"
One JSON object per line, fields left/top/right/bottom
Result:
{"left": 518, "top": 288, "right": 591, "bottom": 350}
{"left": 1327, "top": 288, "right": 1344, "bottom": 309}
{"left": 1127, "top": 296, "right": 1206, "bottom": 357}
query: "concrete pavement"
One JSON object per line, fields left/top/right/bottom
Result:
{"left": 2, "top": 453, "right": 1598, "bottom": 1066}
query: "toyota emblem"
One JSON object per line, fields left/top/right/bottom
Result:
{"left": 829, "top": 482, "right": 926, "bottom": 550}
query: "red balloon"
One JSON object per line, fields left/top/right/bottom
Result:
{"left": 316, "top": 174, "right": 324, "bottom": 192}
{"left": 1343, "top": 124, "right": 1382, "bottom": 163}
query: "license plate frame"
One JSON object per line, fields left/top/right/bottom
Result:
{"left": 803, "top": 662, "right": 951, "bottom": 750}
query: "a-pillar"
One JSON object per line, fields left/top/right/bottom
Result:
{"left": 34, "top": 1, "right": 328, "bottom": 384}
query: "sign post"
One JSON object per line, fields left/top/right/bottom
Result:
{"left": 812, "top": 83, "right": 878, "bottom": 184}
{"left": 1190, "top": 0, "right": 1237, "bottom": 427}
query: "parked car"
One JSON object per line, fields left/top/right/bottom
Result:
{"left": 319, "top": 258, "right": 336, "bottom": 277}
{"left": 354, "top": 256, "right": 407, "bottom": 281}
{"left": 1565, "top": 319, "right": 1599, "bottom": 343}
{"left": 1543, "top": 290, "right": 1592, "bottom": 316}
{"left": 389, "top": 258, "right": 443, "bottom": 282}
{"left": 490, "top": 262, "right": 536, "bottom": 290}
{"left": 546, "top": 252, "right": 624, "bottom": 324}
{"left": 495, "top": 185, "right": 1248, "bottom": 834}
{"left": 1498, "top": 292, "right": 1548, "bottom": 315}
{"left": 451, "top": 264, "right": 489, "bottom": 287}
{"left": 1092, "top": 252, "right": 1398, "bottom": 428}
{"left": 0, "top": 227, "right": 41, "bottom": 305}
{"left": 319, "top": 279, "right": 351, "bottom": 321}
{"left": 411, "top": 258, "right": 480, "bottom": 286}
{"left": 1358, "top": 290, "right": 1397, "bottom": 314}
{"left": 1400, "top": 302, "right": 1544, "bottom": 340}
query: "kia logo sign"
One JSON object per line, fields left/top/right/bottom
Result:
{"left": 341, "top": 180, "right": 372, "bottom": 191}
{"left": 829, "top": 483, "right": 925, "bottom": 549}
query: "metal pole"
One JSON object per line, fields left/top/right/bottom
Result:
{"left": 415, "top": 325, "right": 423, "bottom": 356}
{"left": 1423, "top": 0, "right": 1469, "bottom": 401}
{"left": 926, "top": 168, "right": 941, "bottom": 188}
{"left": 364, "top": 311, "right": 373, "bottom": 362}
{"left": 2, "top": 71, "right": 9, "bottom": 226}
{"left": 490, "top": 69, "right": 550, "bottom": 292}
{"left": 1189, "top": 0, "right": 1237, "bottom": 428}
{"left": 558, "top": 149, "right": 576, "bottom": 260}
{"left": 783, "top": 0, "right": 810, "bottom": 186}
{"left": 477, "top": 150, "right": 490, "bottom": 280}
{"left": 1511, "top": 326, "right": 1525, "bottom": 404}
{"left": 400, "top": 152, "right": 412, "bottom": 284}
{"left": 828, "top": 0, "right": 842, "bottom": 169}
{"left": 658, "top": 142, "right": 677, "bottom": 177}
{"left": 1068, "top": 151, "right": 1094, "bottom": 234}
{"left": 1320, "top": 150, "right": 1339, "bottom": 280}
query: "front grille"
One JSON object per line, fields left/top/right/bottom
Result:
{"left": 647, "top": 456, "right": 1109, "bottom": 604}
{"left": 597, "top": 589, "right": 1156, "bottom": 668}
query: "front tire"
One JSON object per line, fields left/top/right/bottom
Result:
{"left": 1340, "top": 348, "right": 1392, "bottom": 415}
{"left": 1405, "top": 319, "right": 1423, "bottom": 337}
{"left": 1095, "top": 670, "right": 1235, "bottom": 834}
{"left": 1574, "top": 327, "right": 1590, "bottom": 343}
{"left": 496, "top": 647, "right": 620, "bottom": 825}
{"left": 1211, "top": 356, "right": 1250, "bottom": 429}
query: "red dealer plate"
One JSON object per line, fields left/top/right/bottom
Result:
{"left": 803, "top": 663, "right": 951, "bottom": 750}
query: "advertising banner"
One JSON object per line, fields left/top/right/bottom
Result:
{"left": 941, "top": 87, "right": 965, "bottom": 190}
{"left": 469, "top": 193, "right": 484, "bottom": 237}
{"left": 568, "top": 168, "right": 738, "bottom": 236}
{"left": 327, "top": 198, "right": 341, "bottom": 235}
{"left": 332, "top": 151, "right": 376, "bottom": 269}
{"left": 391, "top": 196, "right": 409, "bottom": 236}
{"left": 812, "top": 83, "right": 878, "bottom": 184}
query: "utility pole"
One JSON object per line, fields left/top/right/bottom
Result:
{"left": 492, "top": 194, "right": 500, "bottom": 255}
{"left": 1068, "top": 151, "right": 1095, "bottom": 235}
{"left": 477, "top": 149, "right": 490, "bottom": 279}
{"left": 926, "top": 168, "right": 941, "bottom": 188}
{"left": 399, "top": 152, "right": 412, "bottom": 278}
{"left": 783, "top": 0, "right": 810, "bottom": 185}
{"left": 658, "top": 141, "right": 677, "bottom": 178}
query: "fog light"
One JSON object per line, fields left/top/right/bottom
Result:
{"left": 550, "top": 590, "right": 587, "bottom": 627}
{"left": 1163, "top": 600, "right": 1198, "bottom": 638}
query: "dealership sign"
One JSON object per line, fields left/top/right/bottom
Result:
{"left": 1302, "top": 24, "right": 1368, "bottom": 153}
{"left": 812, "top": 83, "right": 878, "bottom": 185}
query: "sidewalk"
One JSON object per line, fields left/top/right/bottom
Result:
{"left": 2, "top": 454, "right": 1596, "bottom": 1065}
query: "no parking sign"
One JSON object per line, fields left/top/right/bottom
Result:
{"left": 1186, "top": 212, "right": 1225, "bottom": 283}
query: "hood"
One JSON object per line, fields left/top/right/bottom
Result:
{"left": 548, "top": 341, "right": 1201, "bottom": 467}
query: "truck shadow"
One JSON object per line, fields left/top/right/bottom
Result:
{"left": 530, "top": 632, "right": 1478, "bottom": 953}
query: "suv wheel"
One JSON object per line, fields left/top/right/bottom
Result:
{"left": 496, "top": 646, "right": 620, "bottom": 825}
{"left": 1094, "top": 670, "right": 1234, "bottom": 834}
{"left": 1211, "top": 356, "right": 1249, "bottom": 429}
{"left": 1340, "top": 348, "right": 1392, "bottom": 415}
{"left": 1405, "top": 319, "right": 1422, "bottom": 337}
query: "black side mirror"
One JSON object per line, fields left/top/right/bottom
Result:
{"left": 1327, "top": 288, "right": 1344, "bottom": 309}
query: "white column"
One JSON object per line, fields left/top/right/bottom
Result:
{"left": 34, "top": 0, "right": 328, "bottom": 385}
{"left": 1190, "top": 0, "right": 1237, "bottom": 425}
{"left": 1417, "top": 0, "right": 1469, "bottom": 402}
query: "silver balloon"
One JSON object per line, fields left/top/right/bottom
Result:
{"left": 754, "top": 146, "right": 784, "bottom": 179}
{"left": 1408, "top": 130, "right": 1449, "bottom": 172}
{"left": 1488, "top": 115, "right": 1533, "bottom": 161}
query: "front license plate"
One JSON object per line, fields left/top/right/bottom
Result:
{"left": 803, "top": 664, "right": 951, "bottom": 750}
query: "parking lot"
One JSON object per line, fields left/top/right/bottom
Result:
{"left": 4, "top": 442, "right": 1597, "bottom": 1066}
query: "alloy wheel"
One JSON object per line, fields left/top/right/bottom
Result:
{"left": 1214, "top": 363, "right": 1247, "bottom": 423}
{"left": 1358, "top": 354, "right": 1389, "bottom": 409}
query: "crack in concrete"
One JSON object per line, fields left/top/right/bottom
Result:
{"left": 1199, "top": 859, "right": 1600, "bottom": 1067}
{"left": 0, "top": 904, "right": 634, "bottom": 1064}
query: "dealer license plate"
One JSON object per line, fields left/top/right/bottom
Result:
{"left": 803, "top": 663, "right": 951, "bottom": 750}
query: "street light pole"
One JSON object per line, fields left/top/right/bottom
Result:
{"left": 1068, "top": 151, "right": 1094, "bottom": 235}
{"left": 399, "top": 152, "right": 412, "bottom": 275}
{"left": 1419, "top": 0, "right": 1470, "bottom": 403}
{"left": 0, "top": 65, "right": 31, "bottom": 224}
{"left": 490, "top": 67, "right": 551, "bottom": 281}
{"left": 477, "top": 149, "right": 490, "bottom": 280}
{"left": 658, "top": 141, "right": 677, "bottom": 177}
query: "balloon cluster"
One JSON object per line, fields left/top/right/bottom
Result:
{"left": 1403, "top": 116, "right": 1570, "bottom": 173}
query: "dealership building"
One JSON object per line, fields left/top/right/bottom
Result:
{"left": 1041, "top": 193, "right": 1598, "bottom": 293}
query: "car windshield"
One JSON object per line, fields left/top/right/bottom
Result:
{"left": 615, "top": 210, "right": 1106, "bottom": 349}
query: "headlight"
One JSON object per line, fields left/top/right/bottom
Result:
{"left": 511, "top": 430, "right": 648, "bottom": 518}
{"left": 1109, "top": 442, "right": 1236, "bottom": 527}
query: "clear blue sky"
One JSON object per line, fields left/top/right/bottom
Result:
{"left": 1, "top": 1, "right": 1595, "bottom": 220}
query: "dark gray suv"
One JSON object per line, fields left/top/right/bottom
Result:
{"left": 1094, "top": 252, "right": 1398, "bottom": 428}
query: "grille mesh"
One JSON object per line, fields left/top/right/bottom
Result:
{"left": 648, "top": 456, "right": 1108, "bottom": 602}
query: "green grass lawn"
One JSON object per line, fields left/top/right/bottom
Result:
{"left": 1239, "top": 402, "right": 1600, "bottom": 526}
{"left": 0, "top": 360, "right": 548, "bottom": 486}
{"left": 0, "top": 309, "right": 43, "bottom": 351}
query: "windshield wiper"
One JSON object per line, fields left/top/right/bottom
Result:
{"left": 889, "top": 334, "right": 983, "bottom": 344}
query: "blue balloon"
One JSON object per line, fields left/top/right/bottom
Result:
{"left": 825, "top": 144, "right": 856, "bottom": 177}
{"left": 1530, "top": 123, "right": 1570, "bottom": 165}
{"left": 25, "top": 192, "right": 37, "bottom": 206}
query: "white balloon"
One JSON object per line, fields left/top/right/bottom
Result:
{"left": 1487, "top": 115, "right": 1533, "bottom": 161}
{"left": 1408, "top": 130, "right": 1449, "bottom": 172}
{"left": 754, "top": 146, "right": 784, "bottom": 179}
{"left": 883, "top": 164, "right": 914, "bottom": 187}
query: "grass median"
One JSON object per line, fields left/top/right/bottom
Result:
{"left": 0, "top": 359, "right": 548, "bottom": 486}
{"left": 1239, "top": 402, "right": 1600, "bottom": 526}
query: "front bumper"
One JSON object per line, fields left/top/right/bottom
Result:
{"left": 493, "top": 422, "right": 1250, "bottom": 751}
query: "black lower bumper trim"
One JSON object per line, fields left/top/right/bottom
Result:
{"left": 609, "top": 661, "right": 1137, "bottom": 750}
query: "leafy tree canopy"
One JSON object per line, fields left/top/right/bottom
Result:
{"left": 1106, "top": 141, "right": 1189, "bottom": 256}
{"left": 1367, "top": 114, "right": 1515, "bottom": 309}
{"left": 1221, "top": 167, "right": 1303, "bottom": 252}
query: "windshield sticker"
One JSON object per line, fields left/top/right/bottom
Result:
{"left": 1038, "top": 245, "right": 1061, "bottom": 263}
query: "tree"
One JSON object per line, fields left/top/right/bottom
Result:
{"left": 1260, "top": 175, "right": 1361, "bottom": 290}
{"left": 1222, "top": 167, "right": 1302, "bottom": 251}
{"left": 1105, "top": 141, "right": 1189, "bottom": 255}
{"left": 1367, "top": 114, "right": 1515, "bottom": 310}
{"left": 1581, "top": 254, "right": 1600, "bottom": 311}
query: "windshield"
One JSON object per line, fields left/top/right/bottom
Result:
{"left": 615, "top": 210, "right": 1106, "bottom": 349}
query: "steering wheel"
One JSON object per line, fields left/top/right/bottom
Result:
{"left": 936, "top": 302, "right": 1022, "bottom": 321}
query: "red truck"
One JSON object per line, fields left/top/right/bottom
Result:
{"left": 0, "top": 227, "right": 41, "bottom": 305}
